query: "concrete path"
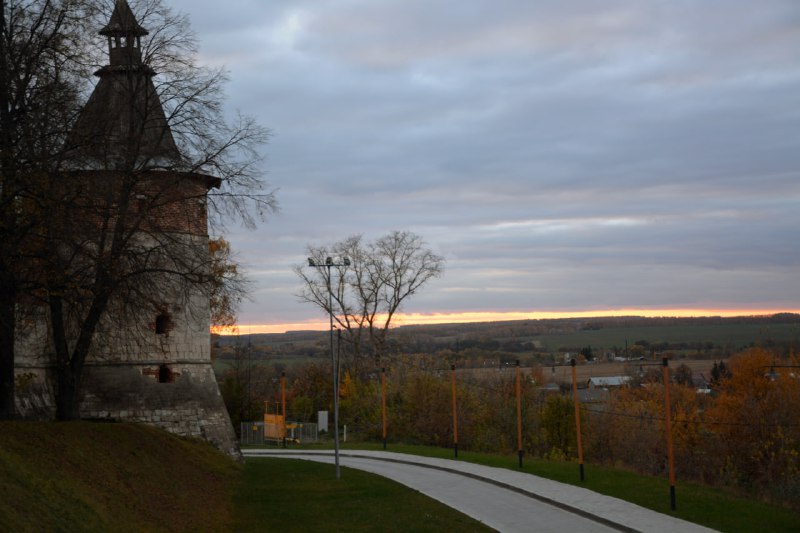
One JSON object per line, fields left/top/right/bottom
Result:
{"left": 243, "top": 449, "right": 717, "bottom": 533}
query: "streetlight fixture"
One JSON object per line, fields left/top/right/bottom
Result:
{"left": 307, "top": 256, "right": 350, "bottom": 479}
{"left": 766, "top": 365, "right": 800, "bottom": 381}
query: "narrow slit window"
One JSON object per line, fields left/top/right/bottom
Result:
{"left": 158, "top": 364, "right": 172, "bottom": 383}
{"left": 155, "top": 312, "right": 171, "bottom": 334}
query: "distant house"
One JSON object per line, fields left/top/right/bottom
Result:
{"left": 541, "top": 382, "right": 562, "bottom": 395}
{"left": 587, "top": 376, "right": 631, "bottom": 389}
{"left": 693, "top": 375, "right": 712, "bottom": 394}
{"left": 577, "top": 388, "right": 610, "bottom": 404}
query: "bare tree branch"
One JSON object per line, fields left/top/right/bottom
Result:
{"left": 294, "top": 231, "right": 445, "bottom": 370}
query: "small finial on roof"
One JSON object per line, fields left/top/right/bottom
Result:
{"left": 100, "top": 0, "right": 148, "bottom": 37}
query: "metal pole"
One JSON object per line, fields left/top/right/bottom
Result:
{"left": 328, "top": 265, "right": 341, "bottom": 479}
{"left": 381, "top": 367, "right": 387, "bottom": 450}
{"left": 261, "top": 400, "right": 269, "bottom": 444}
{"left": 571, "top": 359, "right": 585, "bottom": 481}
{"left": 308, "top": 256, "right": 348, "bottom": 478}
{"left": 451, "top": 364, "right": 458, "bottom": 458}
{"left": 516, "top": 360, "right": 523, "bottom": 468}
{"left": 663, "top": 357, "right": 676, "bottom": 510}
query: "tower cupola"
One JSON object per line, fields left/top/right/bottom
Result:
{"left": 100, "top": 0, "right": 149, "bottom": 68}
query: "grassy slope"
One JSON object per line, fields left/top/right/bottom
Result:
{"left": 0, "top": 422, "right": 240, "bottom": 532}
{"left": 0, "top": 423, "right": 491, "bottom": 532}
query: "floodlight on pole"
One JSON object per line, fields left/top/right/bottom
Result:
{"left": 765, "top": 364, "right": 800, "bottom": 381}
{"left": 306, "top": 256, "right": 350, "bottom": 479}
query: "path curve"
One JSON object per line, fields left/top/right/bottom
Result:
{"left": 244, "top": 450, "right": 717, "bottom": 533}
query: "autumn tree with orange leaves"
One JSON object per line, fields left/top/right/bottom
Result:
{"left": 702, "top": 348, "right": 800, "bottom": 499}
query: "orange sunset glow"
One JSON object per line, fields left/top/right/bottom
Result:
{"left": 212, "top": 308, "right": 799, "bottom": 335}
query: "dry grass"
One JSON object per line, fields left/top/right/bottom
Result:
{"left": 0, "top": 421, "right": 240, "bottom": 532}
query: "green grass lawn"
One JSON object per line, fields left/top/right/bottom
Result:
{"left": 234, "top": 458, "right": 493, "bottom": 532}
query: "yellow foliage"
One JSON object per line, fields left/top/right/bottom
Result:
{"left": 702, "top": 348, "right": 800, "bottom": 492}
{"left": 208, "top": 237, "right": 240, "bottom": 328}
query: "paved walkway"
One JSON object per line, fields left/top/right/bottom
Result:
{"left": 243, "top": 449, "right": 717, "bottom": 533}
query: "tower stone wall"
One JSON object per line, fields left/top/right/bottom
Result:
{"left": 14, "top": 223, "right": 240, "bottom": 458}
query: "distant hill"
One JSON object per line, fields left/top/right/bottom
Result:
{"left": 213, "top": 314, "right": 800, "bottom": 364}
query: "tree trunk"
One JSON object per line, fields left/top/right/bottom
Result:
{"left": 49, "top": 293, "right": 76, "bottom": 420}
{"left": 50, "top": 287, "right": 110, "bottom": 421}
{"left": 0, "top": 274, "right": 16, "bottom": 420}
{"left": 0, "top": 0, "right": 17, "bottom": 420}
{"left": 55, "top": 363, "right": 81, "bottom": 420}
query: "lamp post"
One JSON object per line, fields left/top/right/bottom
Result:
{"left": 307, "top": 256, "right": 350, "bottom": 479}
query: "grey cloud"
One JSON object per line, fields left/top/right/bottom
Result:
{"left": 174, "top": 0, "right": 800, "bottom": 325}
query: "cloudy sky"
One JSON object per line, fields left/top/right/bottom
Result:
{"left": 165, "top": 0, "right": 799, "bottom": 333}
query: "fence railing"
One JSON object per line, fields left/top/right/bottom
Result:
{"left": 240, "top": 421, "right": 319, "bottom": 445}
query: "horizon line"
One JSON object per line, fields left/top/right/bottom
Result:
{"left": 213, "top": 308, "right": 800, "bottom": 335}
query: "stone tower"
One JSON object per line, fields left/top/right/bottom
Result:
{"left": 14, "top": 0, "right": 239, "bottom": 457}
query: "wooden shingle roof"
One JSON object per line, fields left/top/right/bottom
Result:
{"left": 66, "top": 0, "right": 180, "bottom": 169}
{"left": 100, "top": 0, "right": 148, "bottom": 37}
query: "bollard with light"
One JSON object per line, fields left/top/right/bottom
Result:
{"left": 570, "top": 359, "right": 585, "bottom": 481}
{"left": 451, "top": 364, "right": 459, "bottom": 458}
{"left": 639, "top": 357, "right": 677, "bottom": 510}
{"left": 662, "top": 357, "right": 676, "bottom": 511}
{"left": 516, "top": 360, "right": 524, "bottom": 468}
{"left": 381, "top": 367, "right": 388, "bottom": 450}
{"left": 307, "top": 256, "right": 350, "bottom": 479}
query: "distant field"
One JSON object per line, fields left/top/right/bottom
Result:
{"left": 213, "top": 317, "right": 800, "bottom": 372}
{"left": 527, "top": 323, "right": 800, "bottom": 351}
{"left": 213, "top": 353, "right": 318, "bottom": 375}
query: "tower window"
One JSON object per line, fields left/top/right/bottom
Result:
{"left": 158, "top": 364, "right": 173, "bottom": 383}
{"left": 155, "top": 312, "right": 172, "bottom": 334}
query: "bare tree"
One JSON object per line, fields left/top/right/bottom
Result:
{"left": 0, "top": 0, "right": 96, "bottom": 419}
{"left": 218, "top": 341, "right": 278, "bottom": 437}
{"left": 295, "top": 231, "right": 445, "bottom": 369}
